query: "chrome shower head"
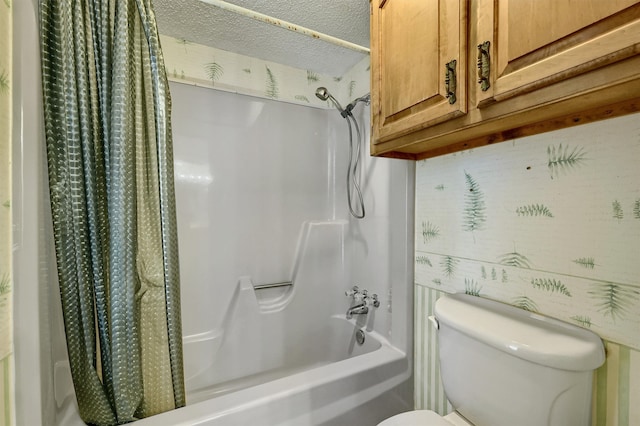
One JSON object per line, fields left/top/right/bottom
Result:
{"left": 315, "top": 86, "right": 348, "bottom": 117}
{"left": 315, "top": 87, "right": 330, "bottom": 101}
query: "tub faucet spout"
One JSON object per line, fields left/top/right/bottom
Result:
{"left": 346, "top": 303, "right": 368, "bottom": 319}
{"left": 344, "top": 287, "right": 380, "bottom": 319}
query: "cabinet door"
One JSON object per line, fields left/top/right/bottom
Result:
{"left": 476, "top": 0, "right": 640, "bottom": 104}
{"left": 371, "top": 0, "right": 467, "bottom": 146}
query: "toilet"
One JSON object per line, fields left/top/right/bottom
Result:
{"left": 379, "top": 293, "right": 605, "bottom": 426}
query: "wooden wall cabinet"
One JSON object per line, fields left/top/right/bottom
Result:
{"left": 371, "top": 0, "right": 640, "bottom": 159}
{"left": 371, "top": 0, "right": 467, "bottom": 144}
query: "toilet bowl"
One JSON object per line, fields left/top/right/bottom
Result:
{"left": 378, "top": 410, "right": 471, "bottom": 426}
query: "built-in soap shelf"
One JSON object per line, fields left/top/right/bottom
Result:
{"left": 245, "top": 276, "right": 294, "bottom": 312}
{"left": 252, "top": 280, "right": 294, "bottom": 310}
{"left": 184, "top": 276, "right": 288, "bottom": 388}
{"left": 183, "top": 220, "right": 348, "bottom": 393}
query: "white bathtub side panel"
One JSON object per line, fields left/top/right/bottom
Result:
{"left": 334, "top": 105, "right": 415, "bottom": 355}
{"left": 12, "top": 0, "right": 57, "bottom": 425}
{"left": 170, "top": 82, "right": 336, "bottom": 339}
{"left": 184, "top": 221, "right": 350, "bottom": 392}
{"left": 389, "top": 157, "right": 415, "bottom": 356}
{"left": 329, "top": 104, "right": 415, "bottom": 414}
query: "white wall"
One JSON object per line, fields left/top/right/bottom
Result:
{"left": 172, "top": 82, "right": 336, "bottom": 335}
{"left": 170, "top": 81, "right": 414, "bottom": 349}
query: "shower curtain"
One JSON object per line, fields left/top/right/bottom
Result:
{"left": 40, "top": 0, "right": 185, "bottom": 424}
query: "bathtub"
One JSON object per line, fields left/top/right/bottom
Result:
{"left": 135, "top": 316, "right": 410, "bottom": 426}
{"left": 184, "top": 312, "right": 384, "bottom": 401}
{"left": 53, "top": 221, "right": 412, "bottom": 426}
{"left": 56, "top": 315, "right": 410, "bottom": 426}
{"left": 136, "top": 220, "right": 412, "bottom": 425}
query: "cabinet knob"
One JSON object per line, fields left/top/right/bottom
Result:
{"left": 445, "top": 60, "right": 457, "bottom": 105}
{"left": 477, "top": 41, "right": 491, "bottom": 92}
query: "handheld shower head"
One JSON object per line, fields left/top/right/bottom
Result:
{"left": 315, "top": 87, "right": 330, "bottom": 101}
{"left": 316, "top": 87, "right": 366, "bottom": 219}
{"left": 315, "top": 87, "right": 349, "bottom": 117}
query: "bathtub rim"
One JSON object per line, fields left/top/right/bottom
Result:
{"left": 134, "top": 324, "right": 408, "bottom": 425}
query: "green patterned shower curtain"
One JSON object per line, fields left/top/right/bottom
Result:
{"left": 40, "top": 1, "right": 185, "bottom": 424}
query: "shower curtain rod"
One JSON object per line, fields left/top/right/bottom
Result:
{"left": 197, "top": 0, "right": 371, "bottom": 54}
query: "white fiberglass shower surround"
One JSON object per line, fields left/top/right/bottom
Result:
{"left": 12, "top": 1, "right": 414, "bottom": 425}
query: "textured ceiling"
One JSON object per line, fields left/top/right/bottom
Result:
{"left": 153, "top": 0, "right": 371, "bottom": 76}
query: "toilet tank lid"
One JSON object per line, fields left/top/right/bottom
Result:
{"left": 434, "top": 294, "right": 605, "bottom": 371}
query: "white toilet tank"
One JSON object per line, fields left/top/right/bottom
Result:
{"left": 434, "top": 293, "right": 605, "bottom": 426}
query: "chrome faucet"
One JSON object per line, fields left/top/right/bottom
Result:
{"left": 345, "top": 286, "right": 380, "bottom": 319}
{"left": 346, "top": 303, "right": 369, "bottom": 319}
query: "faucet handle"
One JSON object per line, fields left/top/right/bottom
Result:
{"left": 365, "top": 293, "right": 380, "bottom": 308}
{"left": 354, "top": 289, "right": 368, "bottom": 303}
{"left": 345, "top": 286, "right": 360, "bottom": 297}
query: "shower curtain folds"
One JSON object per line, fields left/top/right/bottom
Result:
{"left": 40, "top": 0, "right": 185, "bottom": 424}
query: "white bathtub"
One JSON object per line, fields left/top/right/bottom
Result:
{"left": 55, "top": 315, "right": 410, "bottom": 426}
{"left": 53, "top": 221, "right": 412, "bottom": 426}
{"left": 134, "top": 221, "right": 412, "bottom": 425}
{"left": 136, "top": 316, "right": 410, "bottom": 426}
{"left": 184, "top": 313, "right": 382, "bottom": 401}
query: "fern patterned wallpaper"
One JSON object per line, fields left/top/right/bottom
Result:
{"left": 414, "top": 113, "right": 640, "bottom": 425}
{"left": 0, "top": 1, "right": 13, "bottom": 425}
{"left": 160, "top": 35, "right": 370, "bottom": 109}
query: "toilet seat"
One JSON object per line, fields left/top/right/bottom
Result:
{"left": 377, "top": 410, "right": 472, "bottom": 426}
{"left": 377, "top": 410, "right": 453, "bottom": 426}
